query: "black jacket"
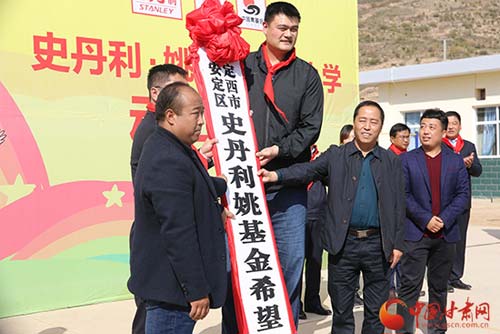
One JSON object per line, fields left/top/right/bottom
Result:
{"left": 130, "top": 111, "right": 156, "bottom": 181}
{"left": 307, "top": 180, "right": 327, "bottom": 221}
{"left": 128, "top": 127, "right": 227, "bottom": 308}
{"left": 244, "top": 46, "right": 324, "bottom": 191}
{"left": 278, "top": 142, "right": 406, "bottom": 260}
{"left": 443, "top": 140, "right": 482, "bottom": 208}
{"left": 130, "top": 111, "right": 217, "bottom": 186}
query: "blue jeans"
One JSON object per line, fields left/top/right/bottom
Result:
{"left": 221, "top": 187, "right": 306, "bottom": 333}
{"left": 145, "top": 304, "right": 195, "bottom": 334}
{"left": 266, "top": 187, "right": 307, "bottom": 328}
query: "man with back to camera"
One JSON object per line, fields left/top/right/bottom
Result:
{"left": 258, "top": 100, "right": 405, "bottom": 334}
{"left": 128, "top": 82, "right": 229, "bottom": 334}
{"left": 222, "top": 2, "right": 324, "bottom": 332}
{"left": 298, "top": 144, "right": 331, "bottom": 319}
{"left": 398, "top": 109, "right": 469, "bottom": 333}
{"left": 443, "top": 111, "right": 482, "bottom": 291}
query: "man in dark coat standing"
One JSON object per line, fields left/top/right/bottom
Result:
{"left": 259, "top": 100, "right": 405, "bottom": 334}
{"left": 444, "top": 111, "right": 482, "bottom": 291}
{"left": 399, "top": 109, "right": 469, "bottom": 333}
{"left": 128, "top": 82, "right": 228, "bottom": 334}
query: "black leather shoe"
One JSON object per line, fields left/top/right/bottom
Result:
{"left": 299, "top": 309, "right": 307, "bottom": 320}
{"left": 447, "top": 285, "right": 455, "bottom": 293}
{"left": 304, "top": 304, "right": 332, "bottom": 316}
{"left": 450, "top": 280, "right": 472, "bottom": 290}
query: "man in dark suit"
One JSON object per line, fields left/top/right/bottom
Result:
{"left": 128, "top": 82, "right": 228, "bottom": 334}
{"left": 129, "top": 63, "right": 188, "bottom": 334}
{"left": 299, "top": 145, "right": 331, "bottom": 318}
{"left": 399, "top": 109, "right": 469, "bottom": 334}
{"left": 259, "top": 100, "right": 406, "bottom": 334}
{"left": 443, "top": 111, "right": 482, "bottom": 291}
{"left": 129, "top": 64, "right": 218, "bottom": 334}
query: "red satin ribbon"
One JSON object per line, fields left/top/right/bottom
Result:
{"left": 185, "top": 0, "right": 250, "bottom": 66}
{"left": 307, "top": 145, "right": 319, "bottom": 190}
{"left": 389, "top": 144, "right": 406, "bottom": 156}
{"left": 261, "top": 43, "right": 296, "bottom": 124}
{"left": 146, "top": 102, "right": 155, "bottom": 113}
{"left": 443, "top": 135, "right": 464, "bottom": 153}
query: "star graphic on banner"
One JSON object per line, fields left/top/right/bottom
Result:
{"left": 0, "top": 174, "right": 36, "bottom": 205}
{"left": 102, "top": 184, "right": 125, "bottom": 208}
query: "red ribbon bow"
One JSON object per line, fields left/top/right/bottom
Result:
{"left": 186, "top": 0, "right": 250, "bottom": 66}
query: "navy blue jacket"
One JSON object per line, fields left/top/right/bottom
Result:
{"left": 128, "top": 127, "right": 227, "bottom": 308}
{"left": 401, "top": 146, "right": 470, "bottom": 243}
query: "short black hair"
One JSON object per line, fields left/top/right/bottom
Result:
{"left": 445, "top": 111, "right": 462, "bottom": 123}
{"left": 339, "top": 124, "right": 353, "bottom": 143}
{"left": 264, "top": 1, "right": 301, "bottom": 23}
{"left": 390, "top": 123, "right": 410, "bottom": 138}
{"left": 353, "top": 100, "right": 385, "bottom": 124}
{"left": 147, "top": 64, "right": 187, "bottom": 91}
{"left": 155, "top": 82, "right": 195, "bottom": 121}
{"left": 420, "top": 108, "right": 448, "bottom": 130}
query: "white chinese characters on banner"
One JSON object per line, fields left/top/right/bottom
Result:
{"left": 196, "top": 48, "right": 294, "bottom": 334}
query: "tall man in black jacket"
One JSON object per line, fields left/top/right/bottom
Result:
{"left": 444, "top": 111, "right": 482, "bottom": 291}
{"left": 227, "top": 2, "right": 324, "bottom": 330}
{"left": 259, "top": 100, "right": 405, "bottom": 334}
{"left": 128, "top": 83, "right": 228, "bottom": 334}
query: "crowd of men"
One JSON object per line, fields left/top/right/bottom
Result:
{"left": 127, "top": 2, "right": 482, "bottom": 334}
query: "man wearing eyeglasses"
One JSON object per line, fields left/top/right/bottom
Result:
{"left": 389, "top": 123, "right": 411, "bottom": 156}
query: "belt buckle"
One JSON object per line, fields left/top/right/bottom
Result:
{"left": 357, "top": 230, "right": 368, "bottom": 238}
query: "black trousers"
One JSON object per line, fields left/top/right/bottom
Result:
{"left": 328, "top": 233, "right": 390, "bottom": 334}
{"left": 300, "top": 218, "right": 324, "bottom": 308}
{"left": 449, "top": 209, "right": 470, "bottom": 284}
{"left": 221, "top": 272, "right": 239, "bottom": 334}
{"left": 132, "top": 295, "right": 146, "bottom": 334}
{"left": 398, "top": 238, "right": 455, "bottom": 334}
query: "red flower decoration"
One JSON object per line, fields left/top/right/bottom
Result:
{"left": 186, "top": 0, "right": 250, "bottom": 66}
